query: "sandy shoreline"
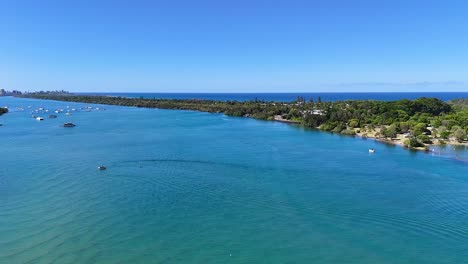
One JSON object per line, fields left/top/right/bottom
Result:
{"left": 352, "top": 127, "right": 468, "bottom": 151}
{"left": 271, "top": 118, "right": 467, "bottom": 151}
{"left": 274, "top": 115, "right": 300, "bottom": 124}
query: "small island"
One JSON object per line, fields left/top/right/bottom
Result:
{"left": 18, "top": 92, "right": 468, "bottom": 150}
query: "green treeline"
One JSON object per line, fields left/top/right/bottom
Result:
{"left": 19, "top": 93, "right": 468, "bottom": 146}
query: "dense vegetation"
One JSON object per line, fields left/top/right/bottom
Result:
{"left": 19, "top": 93, "right": 468, "bottom": 148}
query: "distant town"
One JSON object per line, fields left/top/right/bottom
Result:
{"left": 0, "top": 89, "right": 22, "bottom": 96}
{"left": 1, "top": 89, "right": 70, "bottom": 96}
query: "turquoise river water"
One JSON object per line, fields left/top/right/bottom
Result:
{"left": 1, "top": 96, "right": 467, "bottom": 264}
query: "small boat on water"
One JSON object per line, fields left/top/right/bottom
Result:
{"left": 36, "top": 117, "right": 44, "bottom": 121}
{"left": 65, "top": 112, "right": 71, "bottom": 115}
{"left": 49, "top": 115, "right": 57, "bottom": 118}
{"left": 98, "top": 165, "right": 106, "bottom": 170}
{"left": 62, "top": 122, "right": 76, "bottom": 127}
{"left": 369, "top": 148, "right": 375, "bottom": 153}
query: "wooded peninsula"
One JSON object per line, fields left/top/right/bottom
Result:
{"left": 18, "top": 92, "right": 468, "bottom": 150}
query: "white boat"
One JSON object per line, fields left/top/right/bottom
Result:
{"left": 369, "top": 149, "right": 375, "bottom": 153}
{"left": 36, "top": 117, "right": 44, "bottom": 121}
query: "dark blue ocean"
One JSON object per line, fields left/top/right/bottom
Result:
{"left": 79, "top": 92, "right": 468, "bottom": 102}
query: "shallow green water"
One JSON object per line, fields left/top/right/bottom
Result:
{"left": 1, "top": 96, "right": 467, "bottom": 264}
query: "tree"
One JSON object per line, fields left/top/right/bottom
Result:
{"left": 405, "top": 137, "right": 425, "bottom": 148}
{"left": 286, "top": 108, "right": 301, "bottom": 119}
{"left": 452, "top": 128, "right": 467, "bottom": 142}
{"left": 296, "top": 96, "right": 305, "bottom": 103}
{"left": 399, "top": 122, "right": 410, "bottom": 133}
{"left": 412, "top": 123, "right": 429, "bottom": 136}
{"left": 348, "top": 119, "right": 359, "bottom": 128}
{"left": 417, "top": 134, "right": 432, "bottom": 144}
{"left": 431, "top": 118, "right": 441, "bottom": 127}
{"left": 382, "top": 125, "right": 397, "bottom": 138}
{"left": 441, "top": 131, "right": 451, "bottom": 139}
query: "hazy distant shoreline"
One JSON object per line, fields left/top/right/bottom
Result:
{"left": 76, "top": 92, "right": 468, "bottom": 102}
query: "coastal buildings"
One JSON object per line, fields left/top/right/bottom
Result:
{"left": 304, "top": 109, "right": 325, "bottom": 115}
{"left": 0, "top": 89, "right": 22, "bottom": 96}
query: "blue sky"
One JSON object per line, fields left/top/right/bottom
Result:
{"left": 1, "top": 0, "right": 467, "bottom": 92}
